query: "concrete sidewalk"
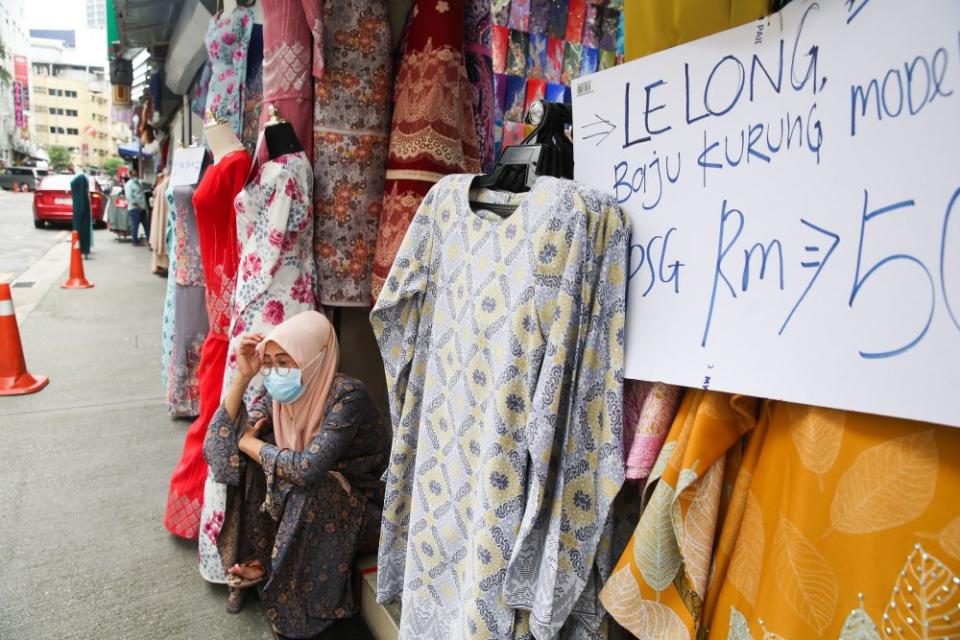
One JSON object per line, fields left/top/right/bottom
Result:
{"left": 0, "top": 235, "right": 274, "bottom": 639}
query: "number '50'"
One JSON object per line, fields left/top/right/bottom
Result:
{"left": 849, "top": 187, "right": 960, "bottom": 359}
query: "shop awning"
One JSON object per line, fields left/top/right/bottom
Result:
{"left": 117, "top": 141, "right": 152, "bottom": 159}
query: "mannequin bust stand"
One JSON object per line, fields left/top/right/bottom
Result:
{"left": 204, "top": 119, "right": 246, "bottom": 163}
{"left": 263, "top": 104, "right": 303, "bottom": 159}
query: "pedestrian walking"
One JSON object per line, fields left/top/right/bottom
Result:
{"left": 124, "top": 170, "right": 149, "bottom": 247}
{"left": 69, "top": 167, "right": 92, "bottom": 258}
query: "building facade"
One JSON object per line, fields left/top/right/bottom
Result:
{"left": 0, "top": 0, "right": 35, "bottom": 167}
{"left": 30, "top": 32, "right": 112, "bottom": 169}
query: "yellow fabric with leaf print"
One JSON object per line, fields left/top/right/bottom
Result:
{"left": 601, "top": 392, "right": 960, "bottom": 639}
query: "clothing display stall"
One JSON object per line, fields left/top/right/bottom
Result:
{"left": 141, "top": 1, "right": 959, "bottom": 639}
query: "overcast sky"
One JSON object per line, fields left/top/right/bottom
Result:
{"left": 27, "top": 0, "right": 87, "bottom": 31}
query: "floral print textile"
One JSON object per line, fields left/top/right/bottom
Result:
{"left": 201, "top": 7, "right": 253, "bottom": 136}
{"left": 371, "top": 175, "right": 629, "bottom": 639}
{"left": 370, "top": 0, "right": 481, "bottom": 301}
{"left": 204, "top": 375, "right": 390, "bottom": 638}
{"left": 223, "top": 151, "right": 317, "bottom": 409}
{"left": 311, "top": 0, "right": 391, "bottom": 306}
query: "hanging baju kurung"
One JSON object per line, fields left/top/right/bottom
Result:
{"left": 260, "top": 0, "right": 323, "bottom": 161}
{"left": 200, "top": 7, "right": 253, "bottom": 136}
{"left": 311, "top": 0, "right": 392, "bottom": 306}
{"left": 166, "top": 182, "right": 208, "bottom": 420}
{"left": 371, "top": 175, "right": 629, "bottom": 639}
{"left": 369, "top": 0, "right": 481, "bottom": 301}
{"left": 205, "top": 374, "right": 390, "bottom": 638}
{"left": 149, "top": 174, "right": 170, "bottom": 273}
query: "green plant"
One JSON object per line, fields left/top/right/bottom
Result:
{"left": 0, "top": 36, "right": 12, "bottom": 87}
{"left": 103, "top": 156, "right": 125, "bottom": 174}
{"left": 47, "top": 145, "right": 73, "bottom": 170}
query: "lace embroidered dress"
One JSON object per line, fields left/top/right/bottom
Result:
{"left": 311, "top": 0, "right": 391, "bottom": 306}
{"left": 371, "top": 175, "right": 629, "bottom": 639}
{"left": 260, "top": 0, "right": 324, "bottom": 161}
{"left": 200, "top": 7, "right": 253, "bottom": 136}
{"left": 182, "top": 149, "right": 253, "bottom": 581}
{"left": 370, "top": 0, "right": 481, "bottom": 301}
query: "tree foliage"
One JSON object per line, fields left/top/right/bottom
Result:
{"left": 47, "top": 145, "right": 73, "bottom": 170}
{"left": 0, "top": 36, "right": 12, "bottom": 86}
{"left": 103, "top": 157, "right": 126, "bottom": 174}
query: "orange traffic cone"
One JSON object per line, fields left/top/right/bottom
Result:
{"left": 0, "top": 282, "right": 49, "bottom": 396}
{"left": 62, "top": 230, "right": 94, "bottom": 289}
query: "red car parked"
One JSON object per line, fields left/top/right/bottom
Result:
{"left": 32, "top": 174, "right": 107, "bottom": 229}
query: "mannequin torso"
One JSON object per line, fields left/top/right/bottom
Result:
{"left": 204, "top": 121, "right": 246, "bottom": 163}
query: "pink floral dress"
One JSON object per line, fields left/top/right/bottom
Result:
{"left": 199, "top": 151, "right": 318, "bottom": 583}
{"left": 201, "top": 7, "right": 253, "bottom": 136}
{"left": 223, "top": 151, "right": 318, "bottom": 408}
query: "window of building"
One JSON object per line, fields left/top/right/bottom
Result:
{"left": 66, "top": 109, "right": 78, "bottom": 117}
{"left": 66, "top": 128, "right": 79, "bottom": 135}
{"left": 64, "top": 90, "right": 78, "bottom": 98}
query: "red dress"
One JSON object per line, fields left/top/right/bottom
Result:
{"left": 163, "top": 149, "right": 252, "bottom": 539}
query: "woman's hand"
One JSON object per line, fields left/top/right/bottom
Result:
{"left": 241, "top": 417, "right": 269, "bottom": 443}
{"left": 239, "top": 417, "right": 269, "bottom": 466}
{"left": 236, "top": 333, "right": 265, "bottom": 380}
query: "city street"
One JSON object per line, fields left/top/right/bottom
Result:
{"left": 0, "top": 193, "right": 274, "bottom": 639}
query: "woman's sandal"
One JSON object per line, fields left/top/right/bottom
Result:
{"left": 225, "top": 586, "right": 246, "bottom": 614}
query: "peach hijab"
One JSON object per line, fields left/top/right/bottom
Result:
{"left": 256, "top": 310, "right": 339, "bottom": 451}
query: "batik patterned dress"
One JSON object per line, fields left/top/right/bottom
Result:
{"left": 167, "top": 183, "right": 209, "bottom": 419}
{"left": 465, "top": 0, "right": 496, "bottom": 172}
{"left": 201, "top": 7, "right": 253, "bottom": 136}
{"left": 311, "top": 0, "right": 391, "bottom": 306}
{"left": 204, "top": 375, "right": 390, "bottom": 639}
{"left": 260, "top": 0, "right": 324, "bottom": 161}
{"left": 371, "top": 175, "right": 629, "bottom": 639}
{"left": 370, "top": 0, "right": 481, "bottom": 301}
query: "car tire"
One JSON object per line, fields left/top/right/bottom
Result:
{"left": 34, "top": 219, "right": 45, "bottom": 229}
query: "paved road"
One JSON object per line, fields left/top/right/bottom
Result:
{"left": 0, "top": 190, "right": 73, "bottom": 281}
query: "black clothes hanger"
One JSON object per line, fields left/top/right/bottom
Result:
{"left": 470, "top": 100, "right": 573, "bottom": 217}
{"left": 263, "top": 104, "right": 303, "bottom": 159}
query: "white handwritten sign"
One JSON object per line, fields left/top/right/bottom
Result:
{"left": 169, "top": 146, "right": 206, "bottom": 187}
{"left": 573, "top": 0, "right": 960, "bottom": 427}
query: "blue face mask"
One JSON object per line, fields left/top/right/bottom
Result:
{"left": 262, "top": 351, "right": 324, "bottom": 405}
{"left": 264, "top": 369, "right": 305, "bottom": 404}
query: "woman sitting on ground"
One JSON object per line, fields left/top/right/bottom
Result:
{"left": 204, "top": 310, "right": 390, "bottom": 639}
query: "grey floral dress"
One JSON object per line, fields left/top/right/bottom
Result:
{"left": 204, "top": 374, "right": 389, "bottom": 638}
